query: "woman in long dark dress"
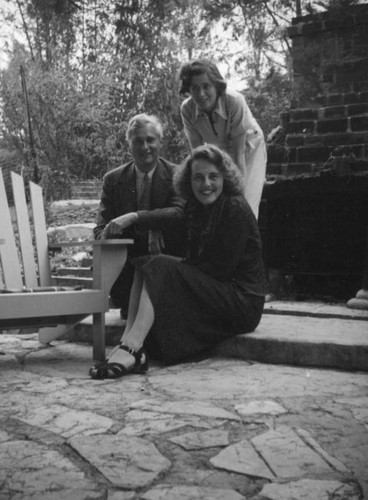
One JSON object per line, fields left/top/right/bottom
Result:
{"left": 90, "top": 144, "right": 267, "bottom": 379}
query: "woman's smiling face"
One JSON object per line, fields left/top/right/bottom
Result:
{"left": 191, "top": 159, "right": 224, "bottom": 206}
{"left": 189, "top": 73, "right": 218, "bottom": 113}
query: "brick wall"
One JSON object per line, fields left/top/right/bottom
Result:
{"left": 290, "top": 5, "right": 368, "bottom": 93}
{"left": 267, "top": 4, "right": 368, "bottom": 179}
{"left": 264, "top": 5, "right": 368, "bottom": 296}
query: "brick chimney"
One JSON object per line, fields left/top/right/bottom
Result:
{"left": 264, "top": 4, "right": 368, "bottom": 300}
{"left": 267, "top": 3, "right": 368, "bottom": 179}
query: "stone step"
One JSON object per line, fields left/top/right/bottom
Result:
{"left": 264, "top": 300, "right": 368, "bottom": 320}
{"left": 82, "top": 257, "right": 93, "bottom": 267}
{"left": 71, "top": 181, "right": 102, "bottom": 200}
{"left": 50, "top": 199, "right": 100, "bottom": 209}
{"left": 72, "top": 180, "right": 102, "bottom": 185}
{"left": 52, "top": 266, "right": 93, "bottom": 288}
{"left": 73, "top": 184, "right": 101, "bottom": 189}
{"left": 217, "top": 314, "right": 368, "bottom": 372}
{"left": 71, "top": 181, "right": 102, "bottom": 188}
{"left": 54, "top": 267, "right": 92, "bottom": 277}
{"left": 69, "top": 302, "right": 368, "bottom": 371}
{"left": 52, "top": 275, "right": 93, "bottom": 289}
{"left": 72, "top": 187, "right": 101, "bottom": 194}
{"left": 71, "top": 192, "right": 101, "bottom": 200}
{"left": 73, "top": 181, "right": 101, "bottom": 185}
{"left": 71, "top": 193, "right": 100, "bottom": 199}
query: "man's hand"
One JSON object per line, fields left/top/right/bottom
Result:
{"left": 148, "top": 229, "right": 165, "bottom": 255}
{"left": 101, "top": 213, "right": 139, "bottom": 238}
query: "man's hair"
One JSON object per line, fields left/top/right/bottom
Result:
{"left": 178, "top": 59, "right": 227, "bottom": 97}
{"left": 126, "top": 113, "right": 164, "bottom": 142}
{"left": 174, "top": 144, "right": 244, "bottom": 200}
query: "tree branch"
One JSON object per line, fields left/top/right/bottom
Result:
{"left": 16, "top": 0, "right": 35, "bottom": 61}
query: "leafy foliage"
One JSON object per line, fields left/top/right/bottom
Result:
{"left": 1, "top": 0, "right": 360, "bottom": 199}
{"left": 243, "top": 69, "right": 292, "bottom": 141}
{"left": 46, "top": 202, "right": 97, "bottom": 226}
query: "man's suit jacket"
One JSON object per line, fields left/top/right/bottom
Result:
{"left": 94, "top": 158, "right": 186, "bottom": 257}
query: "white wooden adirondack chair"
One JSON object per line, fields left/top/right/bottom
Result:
{"left": 0, "top": 170, "right": 133, "bottom": 363}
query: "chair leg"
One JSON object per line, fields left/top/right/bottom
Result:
{"left": 92, "top": 312, "right": 106, "bottom": 364}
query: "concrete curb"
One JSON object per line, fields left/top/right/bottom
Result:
{"left": 216, "top": 315, "right": 368, "bottom": 371}
{"left": 70, "top": 303, "right": 368, "bottom": 372}
{"left": 264, "top": 300, "right": 368, "bottom": 320}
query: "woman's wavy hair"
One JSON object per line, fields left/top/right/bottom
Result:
{"left": 174, "top": 144, "right": 244, "bottom": 201}
{"left": 179, "top": 59, "right": 227, "bottom": 97}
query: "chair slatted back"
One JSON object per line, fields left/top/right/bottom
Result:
{"left": 0, "top": 239, "right": 6, "bottom": 288}
{"left": 11, "top": 172, "right": 39, "bottom": 288}
{"left": 29, "top": 179, "right": 51, "bottom": 286}
{"left": 0, "top": 169, "right": 23, "bottom": 288}
{"left": 0, "top": 170, "right": 52, "bottom": 290}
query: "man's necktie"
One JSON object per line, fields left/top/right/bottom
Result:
{"left": 138, "top": 173, "right": 151, "bottom": 210}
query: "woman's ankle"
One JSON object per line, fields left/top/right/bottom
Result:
{"left": 120, "top": 341, "right": 143, "bottom": 354}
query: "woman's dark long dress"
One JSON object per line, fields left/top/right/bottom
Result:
{"left": 134, "top": 194, "right": 267, "bottom": 365}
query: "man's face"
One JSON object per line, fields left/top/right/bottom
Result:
{"left": 128, "top": 124, "right": 161, "bottom": 172}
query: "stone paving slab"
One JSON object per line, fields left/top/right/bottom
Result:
{"left": 168, "top": 429, "right": 230, "bottom": 450}
{"left": 121, "top": 409, "right": 225, "bottom": 437}
{"left": 0, "top": 352, "right": 368, "bottom": 500}
{"left": 234, "top": 400, "right": 287, "bottom": 417}
{"left": 69, "top": 434, "right": 171, "bottom": 489}
{"left": 0, "top": 440, "right": 101, "bottom": 499}
{"left": 210, "top": 438, "right": 276, "bottom": 480}
{"left": 251, "top": 426, "right": 337, "bottom": 479}
{"left": 141, "top": 485, "right": 247, "bottom": 499}
{"left": 257, "top": 479, "right": 361, "bottom": 500}
{"left": 17, "top": 403, "right": 115, "bottom": 438}
{"left": 130, "top": 399, "right": 240, "bottom": 421}
{"left": 1, "top": 323, "right": 368, "bottom": 498}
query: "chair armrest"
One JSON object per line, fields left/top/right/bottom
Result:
{"left": 90, "top": 239, "right": 134, "bottom": 307}
{"left": 49, "top": 239, "right": 133, "bottom": 250}
{"left": 47, "top": 239, "right": 134, "bottom": 307}
{"left": 92, "top": 239, "right": 134, "bottom": 247}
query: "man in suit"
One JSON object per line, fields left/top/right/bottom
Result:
{"left": 94, "top": 113, "right": 185, "bottom": 317}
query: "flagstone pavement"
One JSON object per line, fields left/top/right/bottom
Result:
{"left": 1, "top": 321, "right": 368, "bottom": 500}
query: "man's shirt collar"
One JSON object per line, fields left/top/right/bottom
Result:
{"left": 134, "top": 164, "right": 157, "bottom": 180}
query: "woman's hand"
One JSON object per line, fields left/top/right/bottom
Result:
{"left": 148, "top": 229, "right": 165, "bottom": 255}
{"left": 232, "top": 133, "right": 247, "bottom": 178}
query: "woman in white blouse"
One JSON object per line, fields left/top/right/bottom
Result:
{"left": 179, "top": 59, "right": 267, "bottom": 219}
